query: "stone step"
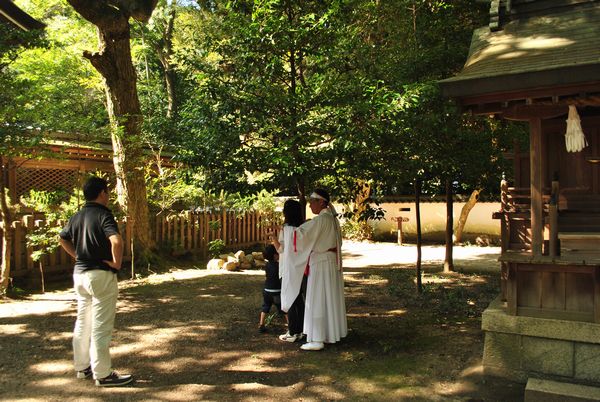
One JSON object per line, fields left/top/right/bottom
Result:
{"left": 525, "top": 378, "right": 600, "bottom": 402}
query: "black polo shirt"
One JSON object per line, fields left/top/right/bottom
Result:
{"left": 59, "top": 202, "right": 120, "bottom": 274}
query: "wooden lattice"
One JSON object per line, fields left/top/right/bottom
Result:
{"left": 16, "top": 167, "right": 80, "bottom": 198}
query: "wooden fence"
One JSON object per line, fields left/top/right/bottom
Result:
{"left": 1, "top": 210, "right": 273, "bottom": 280}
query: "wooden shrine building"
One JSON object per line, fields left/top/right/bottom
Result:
{"left": 440, "top": 0, "right": 600, "bottom": 389}
{"left": 3, "top": 131, "right": 175, "bottom": 201}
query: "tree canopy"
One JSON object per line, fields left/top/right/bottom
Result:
{"left": 5, "top": 0, "right": 526, "bottom": 208}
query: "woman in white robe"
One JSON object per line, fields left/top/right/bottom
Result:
{"left": 274, "top": 200, "right": 308, "bottom": 342}
{"left": 294, "top": 189, "right": 347, "bottom": 351}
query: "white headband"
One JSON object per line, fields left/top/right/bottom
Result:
{"left": 309, "top": 192, "right": 327, "bottom": 202}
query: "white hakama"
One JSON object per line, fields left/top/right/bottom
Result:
{"left": 304, "top": 252, "right": 347, "bottom": 343}
{"left": 295, "top": 208, "right": 347, "bottom": 344}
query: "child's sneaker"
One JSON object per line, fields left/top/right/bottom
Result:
{"left": 258, "top": 325, "right": 267, "bottom": 333}
{"left": 278, "top": 331, "right": 300, "bottom": 342}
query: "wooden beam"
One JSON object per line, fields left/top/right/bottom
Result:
{"left": 530, "top": 117, "right": 543, "bottom": 257}
{"left": 503, "top": 104, "right": 568, "bottom": 121}
{"left": 460, "top": 82, "right": 600, "bottom": 108}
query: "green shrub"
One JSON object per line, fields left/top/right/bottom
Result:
{"left": 208, "top": 239, "right": 225, "bottom": 258}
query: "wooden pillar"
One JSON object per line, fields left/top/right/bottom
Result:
{"left": 548, "top": 180, "right": 559, "bottom": 257}
{"left": 514, "top": 140, "right": 521, "bottom": 188}
{"left": 530, "top": 117, "right": 543, "bottom": 257}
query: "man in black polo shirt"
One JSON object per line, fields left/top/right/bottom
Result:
{"left": 59, "top": 176, "right": 133, "bottom": 387}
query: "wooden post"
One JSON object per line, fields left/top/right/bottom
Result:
{"left": 530, "top": 117, "right": 543, "bottom": 257}
{"left": 252, "top": 211, "right": 258, "bottom": 243}
{"left": 548, "top": 180, "right": 559, "bottom": 257}
{"left": 160, "top": 212, "right": 167, "bottom": 244}
{"left": 179, "top": 213, "right": 185, "bottom": 250}
{"left": 47, "top": 221, "right": 57, "bottom": 268}
{"left": 222, "top": 210, "right": 228, "bottom": 247}
{"left": 172, "top": 214, "right": 178, "bottom": 250}
{"left": 12, "top": 221, "right": 22, "bottom": 275}
{"left": 189, "top": 212, "right": 195, "bottom": 250}
{"left": 24, "top": 215, "right": 35, "bottom": 271}
{"left": 236, "top": 213, "right": 241, "bottom": 244}
{"left": 155, "top": 212, "right": 160, "bottom": 244}
{"left": 500, "top": 179, "right": 509, "bottom": 254}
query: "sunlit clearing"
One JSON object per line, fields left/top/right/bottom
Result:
{"left": 230, "top": 383, "right": 270, "bottom": 391}
{"left": 35, "top": 377, "right": 72, "bottom": 387}
{"left": 347, "top": 308, "right": 406, "bottom": 318}
{"left": 460, "top": 363, "right": 483, "bottom": 378}
{"left": 155, "top": 357, "right": 198, "bottom": 370}
{"left": 434, "top": 380, "right": 476, "bottom": 396}
{"left": 31, "top": 361, "right": 72, "bottom": 374}
{"left": 112, "top": 327, "right": 184, "bottom": 356}
{"left": 223, "top": 353, "right": 287, "bottom": 372}
{"left": 0, "top": 301, "right": 73, "bottom": 318}
{"left": 152, "top": 385, "right": 217, "bottom": 401}
{"left": 47, "top": 332, "right": 72, "bottom": 341}
{"left": 1, "top": 324, "right": 28, "bottom": 334}
{"left": 128, "top": 325, "right": 154, "bottom": 331}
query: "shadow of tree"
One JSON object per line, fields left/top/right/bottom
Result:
{"left": 0, "top": 267, "right": 524, "bottom": 401}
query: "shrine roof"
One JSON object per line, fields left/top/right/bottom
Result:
{"left": 440, "top": 2, "right": 600, "bottom": 102}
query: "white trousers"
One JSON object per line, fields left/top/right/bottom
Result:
{"left": 73, "top": 270, "right": 118, "bottom": 379}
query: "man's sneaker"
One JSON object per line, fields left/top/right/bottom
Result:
{"left": 278, "top": 331, "right": 300, "bottom": 343}
{"left": 76, "top": 366, "right": 92, "bottom": 379}
{"left": 258, "top": 325, "right": 267, "bottom": 333}
{"left": 95, "top": 371, "right": 134, "bottom": 387}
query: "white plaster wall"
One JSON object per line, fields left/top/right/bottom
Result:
{"left": 307, "top": 201, "right": 501, "bottom": 240}
{"left": 374, "top": 201, "right": 500, "bottom": 235}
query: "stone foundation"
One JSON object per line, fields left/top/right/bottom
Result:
{"left": 482, "top": 296, "right": 600, "bottom": 385}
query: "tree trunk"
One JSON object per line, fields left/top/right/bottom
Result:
{"left": 415, "top": 179, "right": 422, "bottom": 293}
{"left": 156, "top": 1, "right": 177, "bottom": 118}
{"left": 0, "top": 157, "right": 13, "bottom": 294}
{"left": 444, "top": 178, "right": 454, "bottom": 273}
{"left": 455, "top": 189, "right": 480, "bottom": 244}
{"left": 66, "top": 1, "right": 157, "bottom": 261}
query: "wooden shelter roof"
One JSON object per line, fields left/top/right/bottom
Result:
{"left": 0, "top": 0, "right": 44, "bottom": 31}
{"left": 440, "top": 0, "right": 600, "bottom": 110}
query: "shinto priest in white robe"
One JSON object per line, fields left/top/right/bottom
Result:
{"left": 288, "top": 206, "right": 347, "bottom": 344}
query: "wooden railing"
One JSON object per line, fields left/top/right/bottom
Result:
{"left": 1, "top": 210, "right": 273, "bottom": 280}
{"left": 493, "top": 181, "right": 552, "bottom": 253}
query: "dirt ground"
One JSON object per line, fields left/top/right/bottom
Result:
{"left": 0, "top": 242, "right": 526, "bottom": 401}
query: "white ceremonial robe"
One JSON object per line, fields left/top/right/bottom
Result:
{"left": 295, "top": 208, "right": 347, "bottom": 344}
{"left": 278, "top": 225, "right": 311, "bottom": 312}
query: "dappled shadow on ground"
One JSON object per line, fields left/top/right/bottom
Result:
{"left": 1, "top": 266, "right": 524, "bottom": 401}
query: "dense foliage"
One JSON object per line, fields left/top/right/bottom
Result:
{"left": 5, "top": 0, "right": 527, "bottom": 207}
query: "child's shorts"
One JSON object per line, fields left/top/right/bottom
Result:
{"left": 262, "top": 290, "right": 282, "bottom": 313}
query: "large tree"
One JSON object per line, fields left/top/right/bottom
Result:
{"left": 0, "top": 20, "right": 46, "bottom": 293}
{"left": 177, "top": 0, "right": 367, "bottom": 211}
{"left": 66, "top": 0, "right": 158, "bottom": 259}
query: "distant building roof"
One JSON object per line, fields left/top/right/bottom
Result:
{"left": 440, "top": 1, "right": 600, "bottom": 103}
{"left": 0, "top": 0, "right": 44, "bottom": 31}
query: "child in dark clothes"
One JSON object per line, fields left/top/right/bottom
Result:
{"left": 258, "top": 244, "right": 285, "bottom": 332}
